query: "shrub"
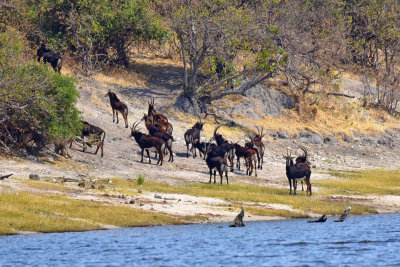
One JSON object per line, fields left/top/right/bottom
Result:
{"left": 0, "top": 27, "right": 82, "bottom": 153}
{"left": 137, "top": 175, "right": 145, "bottom": 185}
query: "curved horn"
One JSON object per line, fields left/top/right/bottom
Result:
{"left": 246, "top": 133, "right": 254, "bottom": 142}
{"left": 255, "top": 126, "right": 261, "bottom": 136}
{"left": 213, "top": 124, "right": 222, "bottom": 137}
{"left": 131, "top": 121, "right": 138, "bottom": 131}
{"left": 298, "top": 144, "right": 308, "bottom": 159}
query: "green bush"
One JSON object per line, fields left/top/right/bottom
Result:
{"left": 0, "top": 27, "right": 82, "bottom": 152}
{"left": 137, "top": 175, "right": 145, "bottom": 185}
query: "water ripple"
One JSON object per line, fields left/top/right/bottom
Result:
{"left": 0, "top": 214, "right": 399, "bottom": 266}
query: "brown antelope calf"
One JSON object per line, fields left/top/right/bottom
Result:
{"left": 70, "top": 121, "right": 105, "bottom": 157}
{"left": 130, "top": 121, "right": 165, "bottom": 166}
{"left": 233, "top": 143, "right": 257, "bottom": 177}
{"left": 105, "top": 90, "right": 129, "bottom": 128}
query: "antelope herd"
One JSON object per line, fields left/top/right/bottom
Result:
{"left": 39, "top": 41, "right": 312, "bottom": 196}
{"left": 67, "top": 89, "right": 312, "bottom": 196}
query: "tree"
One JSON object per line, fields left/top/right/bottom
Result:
{"left": 168, "top": 0, "right": 287, "bottom": 110}
{"left": 12, "top": 0, "right": 167, "bottom": 74}
{"left": 343, "top": 0, "right": 400, "bottom": 112}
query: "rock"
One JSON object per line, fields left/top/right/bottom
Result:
{"left": 297, "top": 132, "right": 323, "bottom": 145}
{"left": 221, "top": 81, "right": 294, "bottom": 119}
{"left": 343, "top": 134, "right": 352, "bottom": 143}
{"left": 47, "top": 157, "right": 54, "bottom": 163}
{"left": 174, "top": 94, "right": 201, "bottom": 114}
{"left": 272, "top": 131, "right": 289, "bottom": 140}
{"left": 244, "top": 82, "right": 294, "bottom": 115}
{"left": 129, "top": 199, "right": 135, "bottom": 204}
{"left": 323, "top": 135, "right": 337, "bottom": 145}
{"left": 29, "top": 174, "right": 40, "bottom": 181}
{"left": 154, "top": 194, "right": 162, "bottom": 199}
{"left": 27, "top": 155, "right": 38, "bottom": 161}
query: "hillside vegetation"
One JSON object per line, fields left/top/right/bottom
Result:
{"left": 1, "top": 0, "right": 400, "bottom": 153}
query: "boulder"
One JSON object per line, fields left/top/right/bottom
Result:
{"left": 29, "top": 174, "right": 40, "bottom": 181}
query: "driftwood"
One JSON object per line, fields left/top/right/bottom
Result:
{"left": 308, "top": 214, "right": 327, "bottom": 223}
{"left": 230, "top": 207, "right": 245, "bottom": 227}
{"left": 335, "top": 206, "right": 351, "bottom": 222}
{"left": 0, "top": 174, "right": 13, "bottom": 180}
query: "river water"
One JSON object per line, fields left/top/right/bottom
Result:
{"left": 0, "top": 214, "right": 399, "bottom": 266}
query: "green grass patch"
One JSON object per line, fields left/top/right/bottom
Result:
{"left": 316, "top": 169, "right": 400, "bottom": 195}
{"left": 106, "top": 178, "right": 375, "bottom": 216}
{"left": 0, "top": 192, "right": 187, "bottom": 236}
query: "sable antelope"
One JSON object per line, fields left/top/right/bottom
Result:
{"left": 70, "top": 121, "right": 105, "bottom": 157}
{"left": 206, "top": 156, "right": 230, "bottom": 185}
{"left": 191, "top": 140, "right": 212, "bottom": 158}
{"left": 105, "top": 91, "right": 129, "bottom": 128}
{"left": 246, "top": 127, "right": 265, "bottom": 169}
{"left": 234, "top": 143, "right": 247, "bottom": 171}
{"left": 142, "top": 114, "right": 173, "bottom": 135}
{"left": 284, "top": 147, "right": 312, "bottom": 195}
{"left": 210, "top": 124, "right": 236, "bottom": 172}
{"left": 233, "top": 143, "right": 257, "bottom": 177}
{"left": 184, "top": 120, "right": 205, "bottom": 158}
{"left": 148, "top": 97, "right": 168, "bottom": 122}
{"left": 130, "top": 121, "right": 165, "bottom": 165}
{"left": 37, "top": 44, "right": 62, "bottom": 72}
{"left": 145, "top": 120, "right": 174, "bottom": 162}
{"left": 294, "top": 144, "right": 311, "bottom": 191}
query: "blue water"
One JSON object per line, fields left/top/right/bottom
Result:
{"left": 1, "top": 214, "right": 399, "bottom": 266}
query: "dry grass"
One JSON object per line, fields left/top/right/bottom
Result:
{"left": 93, "top": 67, "right": 147, "bottom": 87}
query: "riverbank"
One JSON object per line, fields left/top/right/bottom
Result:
{"left": 1, "top": 167, "right": 399, "bottom": 235}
